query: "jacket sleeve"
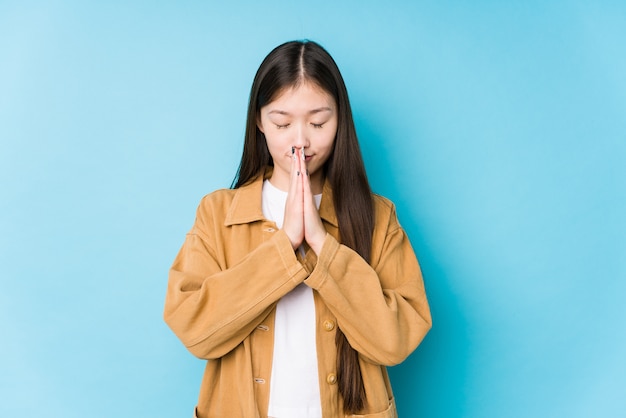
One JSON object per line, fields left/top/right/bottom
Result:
{"left": 304, "top": 201, "right": 432, "bottom": 366}
{"left": 163, "top": 199, "right": 309, "bottom": 360}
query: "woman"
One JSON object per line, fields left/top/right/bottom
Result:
{"left": 164, "top": 40, "right": 431, "bottom": 418}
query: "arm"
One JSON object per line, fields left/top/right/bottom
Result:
{"left": 304, "top": 203, "right": 432, "bottom": 366}
{"left": 164, "top": 199, "right": 309, "bottom": 360}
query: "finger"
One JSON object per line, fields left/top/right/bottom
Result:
{"left": 296, "top": 147, "right": 304, "bottom": 209}
{"left": 302, "top": 162, "right": 326, "bottom": 255}
{"left": 302, "top": 155, "right": 313, "bottom": 204}
{"left": 296, "top": 146, "right": 303, "bottom": 177}
{"left": 288, "top": 146, "right": 299, "bottom": 196}
{"left": 282, "top": 147, "right": 303, "bottom": 249}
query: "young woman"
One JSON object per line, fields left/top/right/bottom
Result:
{"left": 164, "top": 40, "right": 431, "bottom": 418}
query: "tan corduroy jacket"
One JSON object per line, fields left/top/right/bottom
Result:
{"left": 164, "top": 170, "right": 432, "bottom": 418}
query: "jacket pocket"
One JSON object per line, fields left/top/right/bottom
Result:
{"left": 346, "top": 397, "right": 396, "bottom": 418}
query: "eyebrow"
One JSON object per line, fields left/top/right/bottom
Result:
{"left": 267, "top": 107, "right": 333, "bottom": 116}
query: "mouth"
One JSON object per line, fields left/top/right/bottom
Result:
{"left": 288, "top": 148, "right": 314, "bottom": 162}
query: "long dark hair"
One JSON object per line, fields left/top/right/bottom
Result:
{"left": 233, "top": 40, "right": 374, "bottom": 414}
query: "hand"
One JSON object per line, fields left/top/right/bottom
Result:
{"left": 282, "top": 147, "right": 305, "bottom": 250}
{"left": 282, "top": 147, "right": 326, "bottom": 255}
{"left": 302, "top": 156, "right": 326, "bottom": 255}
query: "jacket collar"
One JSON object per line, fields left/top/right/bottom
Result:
{"left": 224, "top": 167, "right": 338, "bottom": 227}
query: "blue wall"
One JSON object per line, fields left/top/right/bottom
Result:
{"left": 1, "top": 1, "right": 625, "bottom": 417}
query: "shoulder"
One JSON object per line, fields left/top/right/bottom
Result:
{"left": 192, "top": 188, "right": 238, "bottom": 228}
{"left": 372, "top": 193, "right": 402, "bottom": 232}
{"left": 372, "top": 193, "right": 398, "bottom": 219}
{"left": 195, "top": 178, "right": 264, "bottom": 228}
{"left": 372, "top": 193, "right": 395, "bottom": 212}
{"left": 198, "top": 188, "right": 238, "bottom": 209}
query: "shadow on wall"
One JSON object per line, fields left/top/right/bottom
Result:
{"left": 355, "top": 112, "right": 470, "bottom": 417}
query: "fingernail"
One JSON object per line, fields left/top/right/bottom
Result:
{"left": 291, "top": 146, "right": 295, "bottom": 155}
{"left": 297, "top": 171, "right": 300, "bottom": 176}
{"left": 306, "top": 169, "right": 309, "bottom": 176}
{"left": 301, "top": 147, "right": 305, "bottom": 161}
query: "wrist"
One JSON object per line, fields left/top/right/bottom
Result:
{"left": 309, "top": 232, "right": 327, "bottom": 256}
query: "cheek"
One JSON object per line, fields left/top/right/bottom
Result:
{"left": 263, "top": 130, "right": 278, "bottom": 147}
{"left": 322, "top": 127, "right": 337, "bottom": 150}
{"left": 266, "top": 141, "right": 281, "bottom": 158}
{"left": 264, "top": 133, "right": 288, "bottom": 159}
{"left": 316, "top": 135, "right": 336, "bottom": 166}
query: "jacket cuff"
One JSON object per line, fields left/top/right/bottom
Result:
{"left": 305, "top": 233, "right": 340, "bottom": 289}
{"left": 273, "top": 229, "right": 308, "bottom": 283}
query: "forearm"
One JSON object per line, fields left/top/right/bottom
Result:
{"left": 305, "top": 232, "right": 431, "bottom": 365}
{"left": 164, "top": 229, "right": 309, "bottom": 359}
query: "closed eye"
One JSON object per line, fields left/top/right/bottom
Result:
{"left": 275, "top": 123, "right": 290, "bottom": 129}
{"left": 311, "top": 123, "right": 324, "bottom": 128}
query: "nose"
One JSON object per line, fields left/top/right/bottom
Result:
{"left": 292, "top": 124, "right": 309, "bottom": 149}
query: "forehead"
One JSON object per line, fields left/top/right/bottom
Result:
{"left": 264, "top": 82, "right": 336, "bottom": 113}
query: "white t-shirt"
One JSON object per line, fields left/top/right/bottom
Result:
{"left": 262, "top": 179, "right": 323, "bottom": 418}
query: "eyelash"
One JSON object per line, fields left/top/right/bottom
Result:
{"left": 275, "top": 123, "right": 325, "bottom": 129}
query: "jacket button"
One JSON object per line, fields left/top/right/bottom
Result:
{"left": 326, "top": 373, "right": 337, "bottom": 385}
{"left": 323, "top": 320, "right": 335, "bottom": 331}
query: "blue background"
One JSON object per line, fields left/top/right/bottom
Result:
{"left": 1, "top": 1, "right": 625, "bottom": 417}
